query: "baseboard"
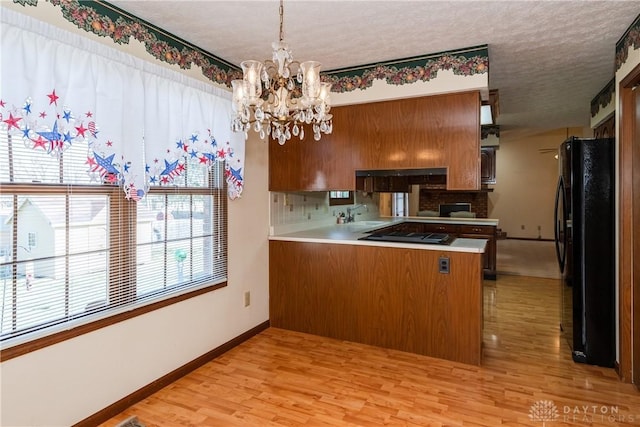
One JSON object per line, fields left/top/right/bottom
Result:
{"left": 505, "top": 237, "right": 555, "bottom": 242}
{"left": 73, "top": 320, "right": 270, "bottom": 427}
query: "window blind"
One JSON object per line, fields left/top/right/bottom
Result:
{"left": 0, "top": 128, "right": 227, "bottom": 344}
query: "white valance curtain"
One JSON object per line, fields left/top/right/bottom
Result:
{"left": 0, "top": 7, "right": 245, "bottom": 199}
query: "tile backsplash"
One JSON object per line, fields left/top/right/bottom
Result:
{"left": 270, "top": 191, "right": 380, "bottom": 234}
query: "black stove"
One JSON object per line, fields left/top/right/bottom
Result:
{"left": 359, "top": 231, "right": 453, "bottom": 245}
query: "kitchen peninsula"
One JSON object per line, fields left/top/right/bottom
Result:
{"left": 269, "top": 216, "right": 497, "bottom": 365}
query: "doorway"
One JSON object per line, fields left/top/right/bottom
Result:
{"left": 619, "top": 64, "right": 640, "bottom": 385}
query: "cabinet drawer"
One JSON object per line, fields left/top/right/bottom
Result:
{"left": 423, "top": 223, "right": 458, "bottom": 233}
{"left": 458, "top": 225, "right": 495, "bottom": 235}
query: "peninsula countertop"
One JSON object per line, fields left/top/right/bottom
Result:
{"left": 269, "top": 216, "right": 499, "bottom": 254}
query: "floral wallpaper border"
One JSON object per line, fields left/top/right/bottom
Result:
{"left": 323, "top": 45, "right": 489, "bottom": 93}
{"left": 590, "top": 78, "right": 615, "bottom": 118}
{"left": 13, "top": 0, "right": 489, "bottom": 94}
{"left": 616, "top": 13, "right": 640, "bottom": 71}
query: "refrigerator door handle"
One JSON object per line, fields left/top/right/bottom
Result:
{"left": 554, "top": 176, "right": 566, "bottom": 272}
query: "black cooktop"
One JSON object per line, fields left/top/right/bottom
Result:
{"left": 359, "top": 231, "right": 453, "bottom": 245}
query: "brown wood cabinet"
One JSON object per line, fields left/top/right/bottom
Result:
{"left": 269, "top": 91, "right": 481, "bottom": 191}
{"left": 480, "top": 147, "right": 496, "bottom": 184}
{"left": 268, "top": 134, "right": 355, "bottom": 191}
{"left": 373, "top": 221, "right": 497, "bottom": 279}
{"left": 593, "top": 115, "right": 615, "bottom": 139}
{"left": 270, "top": 240, "right": 484, "bottom": 365}
{"left": 458, "top": 224, "right": 497, "bottom": 276}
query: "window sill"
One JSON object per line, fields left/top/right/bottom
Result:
{"left": 0, "top": 281, "right": 227, "bottom": 362}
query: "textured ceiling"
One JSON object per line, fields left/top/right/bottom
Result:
{"left": 109, "top": 0, "right": 639, "bottom": 137}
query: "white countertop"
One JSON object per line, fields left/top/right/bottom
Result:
{"left": 269, "top": 217, "right": 493, "bottom": 253}
{"left": 402, "top": 216, "right": 500, "bottom": 226}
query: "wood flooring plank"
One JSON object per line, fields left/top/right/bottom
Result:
{"left": 100, "top": 275, "right": 640, "bottom": 427}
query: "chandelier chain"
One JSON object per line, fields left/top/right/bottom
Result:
{"left": 279, "top": 0, "right": 284, "bottom": 42}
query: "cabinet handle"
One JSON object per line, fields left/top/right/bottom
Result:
{"left": 473, "top": 228, "right": 480, "bottom": 232}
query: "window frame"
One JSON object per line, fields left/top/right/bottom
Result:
{"left": 329, "top": 190, "right": 355, "bottom": 206}
{"left": 0, "top": 177, "right": 228, "bottom": 362}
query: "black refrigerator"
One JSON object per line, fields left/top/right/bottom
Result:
{"left": 554, "top": 136, "right": 615, "bottom": 367}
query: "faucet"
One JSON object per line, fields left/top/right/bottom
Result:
{"left": 346, "top": 204, "right": 367, "bottom": 223}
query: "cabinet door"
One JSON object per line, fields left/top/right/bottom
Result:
{"left": 480, "top": 147, "right": 496, "bottom": 184}
{"left": 444, "top": 93, "right": 481, "bottom": 190}
{"left": 457, "top": 224, "right": 496, "bottom": 279}
{"left": 269, "top": 126, "right": 354, "bottom": 191}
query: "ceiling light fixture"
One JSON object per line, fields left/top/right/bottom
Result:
{"left": 230, "top": 0, "right": 333, "bottom": 145}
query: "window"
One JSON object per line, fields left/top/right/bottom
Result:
{"left": 27, "top": 232, "right": 37, "bottom": 249}
{"left": 392, "top": 192, "right": 408, "bottom": 216}
{"left": 329, "top": 190, "right": 355, "bottom": 206}
{"left": 0, "top": 8, "right": 240, "bottom": 358}
{"left": 0, "top": 129, "right": 227, "bottom": 350}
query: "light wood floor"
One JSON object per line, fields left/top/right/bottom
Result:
{"left": 101, "top": 276, "right": 640, "bottom": 426}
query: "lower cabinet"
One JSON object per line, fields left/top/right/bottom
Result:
{"left": 270, "top": 240, "right": 484, "bottom": 365}
{"left": 458, "top": 225, "right": 497, "bottom": 279}
{"left": 377, "top": 221, "right": 497, "bottom": 279}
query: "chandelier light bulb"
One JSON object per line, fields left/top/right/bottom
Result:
{"left": 300, "top": 61, "right": 321, "bottom": 101}
{"left": 319, "top": 82, "right": 331, "bottom": 103}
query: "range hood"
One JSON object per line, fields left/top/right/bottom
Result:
{"left": 355, "top": 168, "right": 447, "bottom": 193}
{"left": 355, "top": 167, "right": 447, "bottom": 177}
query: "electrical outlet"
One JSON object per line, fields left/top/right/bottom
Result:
{"left": 243, "top": 291, "right": 250, "bottom": 307}
{"left": 439, "top": 256, "right": 450, "bottom": 274}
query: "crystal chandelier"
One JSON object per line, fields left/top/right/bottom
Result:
{"left": 230, "top": 0, "right": 333, "bottom": 145}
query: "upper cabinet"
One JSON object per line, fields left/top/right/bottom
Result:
{"left": 269, "top": 91, "right": 481, "bottom": 191}
{"left": 480, "top": 147, "right": 497, "bottom": 185}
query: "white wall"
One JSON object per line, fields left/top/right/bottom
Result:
{"left": 0, "top": 4, "right": 270, "bottom": 426}
{"left": 488, "top": 127, "right": 588, "bottom": 240}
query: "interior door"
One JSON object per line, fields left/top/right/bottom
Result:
{"left": 620, "top": 64, "right": 640, "bottom": 385}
